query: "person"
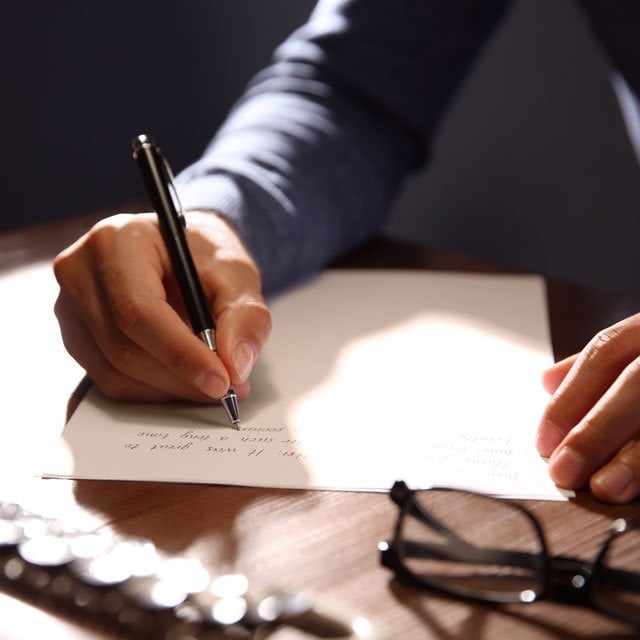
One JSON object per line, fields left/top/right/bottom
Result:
{"left": 53, "top": 0, "right": 640, "bottom": 503}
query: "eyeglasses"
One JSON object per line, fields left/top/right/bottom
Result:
{"left": 378, "top": 480, "right": 640, "bottom": 629}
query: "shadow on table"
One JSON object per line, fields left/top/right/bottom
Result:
{"left": 73, "top": 478, "right": 307, "bottom": 568}
{"left": 67, "top": 374, "right": 307, "bottom": 564}
{"left": 66, "top": 366, "right": 311, "bottom": 567}
{"left": 387, "top": 578, "right": 637, "bottom": 639}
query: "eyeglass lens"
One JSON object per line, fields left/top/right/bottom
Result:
{"left": 399, "top": 489, "right": 546, "bottom": 603}
{"left": 593, "top": 525, "right": 640, "bottom": 624}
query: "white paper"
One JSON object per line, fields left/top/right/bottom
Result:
{"left": 43, "top": 270, "right": 568, "bottom": 500}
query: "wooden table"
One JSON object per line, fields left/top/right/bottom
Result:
{"left": 2, "top": 215, "right": 640, "bottom": 639}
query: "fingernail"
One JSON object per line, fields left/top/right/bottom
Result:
{"left": 592, "top": 465, "right": 633, "bottom": 499}
{"left": 233, "top": 341, "right": 256, "bottom": 383}
{"left": 194, "top": 371, "right": 227, "bottom": 399}
{"left": 535, "top": 419, "right": 565, "bottom": 457}
{"left": 549, "top": 446, "right": 585, "bottom": 488}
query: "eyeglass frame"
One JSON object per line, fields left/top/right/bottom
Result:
{"left": 379, "top": 480, "right": 640, "bottom": 629}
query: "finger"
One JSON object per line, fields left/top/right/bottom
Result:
{"left": 55, "top": 218, "right": 229, "bottom": 401}
{"left": 187, "top": 213, "right": 272, "bottom": 386}
{"left": 536, "top": 319, "right": 640, "bottom": 456}
{"left": 83, "top": 217, "right": 233, "bottom": 400}
{"left": 536, "top": 354, "right": 578, "bottom": 455}
{"left": 547, "top": 357, "right": 640, "bottom": 490}
{"left": 210, "top": 273, "right": 271, "bottom": 387}
{"left": 57, "top": 291, "right": 253, "bottom": 406}
{"left": 54, "top": 293, "right": 178, "bottom": 401}
{"left": 104, "top": 287, "right": 231, "bottom": 399}
{"left": 55, "top": 212, "right": 264, "bottom": 402}
{"left": 541, "top": 354, "right": 577, "bottom": 394}
{"left": 590, "top": 441, "right": 640, "bottom": 503}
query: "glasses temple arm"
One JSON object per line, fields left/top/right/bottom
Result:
{"left": 402, "top": 538, "right": 542, "bottom": 570}
{"left": 403, "top": 539, "right": 640, "bottom": 593}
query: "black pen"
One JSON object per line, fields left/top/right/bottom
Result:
{"left": 131, "top": 134, "right": 240, "bottom": 429}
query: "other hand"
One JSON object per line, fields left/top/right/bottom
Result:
{"left": 537, "top": 313, "right": 640, "bottom": 502}
{"left": 53, "top": 211, "right": 271, "bottom": 403}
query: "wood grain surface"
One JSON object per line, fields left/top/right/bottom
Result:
{"left": 2, "top": 215, "right": 640, "bottom": 639}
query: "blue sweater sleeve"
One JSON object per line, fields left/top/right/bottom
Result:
{"left": 176, "top": 0, "right": 511, "bottom": 294}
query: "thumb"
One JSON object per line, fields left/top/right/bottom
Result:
{"left": 216, "top": 298, "right": 272, "bottom": 385}
{"left": 183, "top": 210, "right": 272, "bottom": 387}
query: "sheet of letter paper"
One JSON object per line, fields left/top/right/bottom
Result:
{"left": 43, "top": 270, "right": 569, "bottom": 500}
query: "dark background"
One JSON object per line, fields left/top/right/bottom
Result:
{"left": 3, "top": 1, "right": 640, "bottom": 294}
{"left": 2, "top": 2, "right": 315, "bottom": 227}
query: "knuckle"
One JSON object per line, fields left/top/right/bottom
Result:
{"left": 617, "top": 440, "right": 640, "bottom": 468}
{"left": 242, "top": 299, "right": 272, "bottom": 339}
{"left": 85, "top": 214, "right": 147, "bottom": 263}
{"left": 624, "top": 357, "right": 640, "bottom": 384}
{"left": 164, "top": 343, "right": 195, "bottom": 375}
{"left": 53, "top": 295, "right": 66, "bottom": 325}
{"left": 582, "top": 325, "right": 627, "bottom": 369}
{"left": 92, "top": 372, "right": 133, "bottom": 401}
{"left": 86, "top": 362, "right": 133, "bottom": 400}
{"left": 111, "top": 295, "right": 150, "bottom": 335}
{"left": 84, "top": 220, "right": 118, "bottom": 259}
{"left": 576, "top": 416, "right": 611, "bottom": 452}
{"left": 53, "top": 248, "right": 83, "bottom": 294}
{"left": 52, "top": 251, "right": 70, "bottom": 284}
{"left": 107, "top": 338, "right": 142, "bottom": 375}
{"left": 204, "top": 244, "right": 263, "bottom": 290}
{"left": 56, "top": 326, "right": 77, "bottom": 359}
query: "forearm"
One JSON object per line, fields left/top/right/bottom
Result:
{"left": 177, "top": 84, "right": 418, "bottom": 294}
{"left": 177, "top": 0, "right": 511, "bottom": 294}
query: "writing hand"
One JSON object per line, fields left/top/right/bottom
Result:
{"left": 537, "top": 313, "right": 640, "bottom": 502}
{"left": 54, "top": 211, "right": 271, "bottom": 403}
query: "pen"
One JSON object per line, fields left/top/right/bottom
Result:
{"left": 131, "top": 134, "right": 240, "bottom": 429}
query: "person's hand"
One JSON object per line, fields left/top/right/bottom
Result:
{"left": 537, "top": 313, "right": 640, "bottom": 503}
{"left": 53, "top": 211, "right": 271, "bottom": 403}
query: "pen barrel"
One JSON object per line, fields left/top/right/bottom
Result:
{"left": 162, "top": 225, "right": 215, "bottom": 336}
{"left": 133, "top": 137, "right": 215, "bottom": 337}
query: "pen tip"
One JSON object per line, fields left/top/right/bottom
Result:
{"left": 220, "top": 389, "right": 240, "bottom": 430}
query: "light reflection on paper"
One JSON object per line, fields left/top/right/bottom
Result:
{"left": 43, "top": 271, "right": 566, "bottom": 500}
